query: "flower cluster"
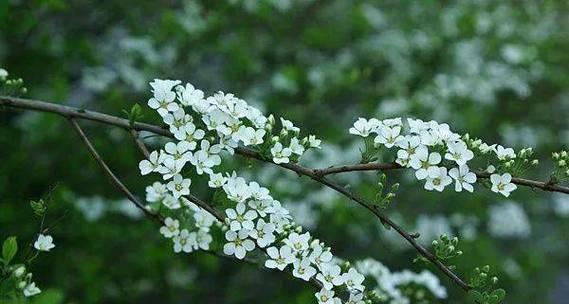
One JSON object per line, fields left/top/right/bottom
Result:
{"left": 355, "top": 258, "right": 447, "bottom": 303}
{"left": 141, "top": 80, "right": 366, "bottom": 303}
{"left": 350, "top": 117, "right": 523, "bottom": 197}
{"left": 216, "top": 174, "right": 368, "bottom": 303}
{"left": 140, "top": 79, "right": 320, "bottom": 256}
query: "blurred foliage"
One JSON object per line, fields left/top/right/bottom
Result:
{"left": 1, "top": 0, "right": 568, "bottom": 303}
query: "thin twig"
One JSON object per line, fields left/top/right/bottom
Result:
{"left": 130, "top": 129, "right": 151, "bottom": 158}
{"left": 68, "top": 118, "right": 164, "bottom": 224}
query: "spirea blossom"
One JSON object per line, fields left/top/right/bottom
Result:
{"left": 139, "top": 80, "right": 375, "bottom": 303}
{"left": 34, "top": 234, "right": 55, "bottom": 252}
{"left": 349, "top": 117, "right": 521, "bottom": 197}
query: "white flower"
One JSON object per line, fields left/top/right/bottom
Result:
{"left": 315, "top": 288, "right": 340, "bottom": 304}
{"left": 292, "top": 258, "right": 317, "bottom": 281}
{"left": 139, "top": 151, "right": 164, "bottom": 175}
{"left": 163, "top": 108, "right": 192, "bottom": 134}
{"left": 496, "top": 145, "right": 516, "bottom": 160}
{"left": 23, "top": 282, "right": 41, "bottom": 297}
{"left": 307, "top": 135, "right": 321, "bottom": 148}
{"left": 349, "top": 118, "right": 376, "bottom": 137}
{"left": 374, "top": 125, "right": 403, "bottom": 148}
{"left": 194, "top": 209, "right": 216, "bottom": 230}
{"left": 248, "top": 199, "right": 273, "bottom": 217}
{"left": 173, "top": 229, "right": 197, "bottom": 253}
{"left": 308, "top": 243, "right": 333, "bottom": 268}
{"left": 196, "top": 229, "right": 213, "bottom": 250}
{"left": 159, "top": 217, "right": 180, "bottom": 238}
{"left": 162, "top": 194, "right": 181, "bottom": 209}
{"left": 341, "top": 268, "right": 365, "bottom": 292}
{"left": 249, "top": 181, "right": 271, "bottom": 201}
{"left": 424, "top": 167, "right": 452, "bottom": 192}
{"left": 346, "top": 292, "right": 365, "bottom": 304}
{"left": 448, "top": 165, "right": 477, "bottom": 192}
{"left": 479, "top": 143, "right": 496, "bottom": 154}
{"left": 190, "top": 150, "right": 220, "bottom": 175}
{"left": 148, "top": 79, "right": 181, "bottom": 116}
{"left": 223, "top": 229, "right": 256, "bottom": 259}
{"left": 225, "top": 202, "right": 258, "bottom": 231}
{"left": 486, "top": 165, "right": 496, "bottom": 173}
{"left": 445, "top": 140, "right": 474, "bottom": 166}
{"left": 265, "top": 245, "right": 295, "bottom": 270}
{"left": 271, "top": 142, "right": 292, "bottom": 164}
{"left": 34, "top": 234, "right": 55, "bottom": 252}
{"left": 0, "top": 68, "right": 8, "bottom": 80}
{"left": 249, "top": 219, "right": 276, "bottom": 248}
{"left": 235, "top": 126, "right": 265, "bottom": 146}
{"left": 208, "top": 172, "right": 227, "bottom": 188}
{"left": 396, "top": 136, "right": 422, "bottom": 167}
{"left": 289, "top": 137, "right": 305, "bottom": 155}
{"left": 157, "top": 157, "right": 184, "bottom": 180}
{"left": 145, "top": 182, "right": 168, "bottom": 202}
{"left": 316, "top": 263, "right": 343, "bottom": 290}
{"left": 164, "top": 142, "right": 193, "bottom": 167}
{"left": 177, "top": 83, "right": 205, "bottom": 107}
{"left": 490, "top": 173, "right": 517, "bottom": 197}
{"left": 223, "top": 177, "right": 252, "bottom": 202}
{"left": 173, "top": 122, "right": 205, "bottom": 150}
{"left": 166, "top": 174, "right": 191, "bottom": 198}
{"left": 410, "top": 147, "right": 442, "bottom": 180}
{"left": 284, "top": 232, "right": 310, "bottom": 254}
{"left": 280, "top": 117, "right": 300, "bottom": 132}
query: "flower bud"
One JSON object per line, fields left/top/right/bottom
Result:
{"left": 18, "top": 281, "right": 27, "bottom": 290}
{"left": 531, "top": 159, "right": 539, "bottom": 166}
{"left": 553, "top": 152, "right": 560, "bottom": 160}
{"left": 559, "top": 160, "right": 566, "bottom": 167}
{"left": 13, "top": 266, "right": 26, "bottom": 278}
{"left": 267, "top": 114, "right": 275, "bottom": 126}
{"left": 562, "top": 151, "right": 568, "bottom": 158}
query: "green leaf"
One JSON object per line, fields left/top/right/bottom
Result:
{"left": 2, "top": 237, "right": 17, "bottom": 265}
{"left": 491, "top": 289, "right": 506, "bottom": 301}
{"left": 30, "top": 199, "right": 47, "bottom": 216}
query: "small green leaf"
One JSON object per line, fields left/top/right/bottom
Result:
{"left": 30, "top": 199, "right": 47, "bottom": 216}
{"left": 491, "top": 289, "right": 506, "bottom": 301}
{"left": 2, "top": 237, "right": 17, "bottom": 265}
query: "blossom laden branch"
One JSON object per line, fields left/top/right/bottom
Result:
{"left": 313, "top": 162, "right": 569, "bottom": 195}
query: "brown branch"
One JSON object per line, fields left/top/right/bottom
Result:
{"left": 235, "top": 149, "right": 473, "bottom": 291}
{"left": 68, "top": 117, "right": 165, "bottom": 224}
{"left": 313, "top": 162, "right": 569, "bottom": 195}
{"left": 129, "top": 129, "right": 151, "bottom": 158}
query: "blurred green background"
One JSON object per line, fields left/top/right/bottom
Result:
{"left": 1, "top": 0, "right": 568, "bottom": 303}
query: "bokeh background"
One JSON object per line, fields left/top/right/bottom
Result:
{"left": 1, "top": 0, "right": 568, "bottom": 303}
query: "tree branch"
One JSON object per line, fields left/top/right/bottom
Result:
{"left": 70, "top": 116, "right": 323, "bottom": 291}
{"left": 313, "top": 162, "right": 569, "bottom": 195}
{"left": 68, "top": 117, "right": 164, "bottom": 224}
{"left": 6, "top": 95, "right": 564, "bottom": 293}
